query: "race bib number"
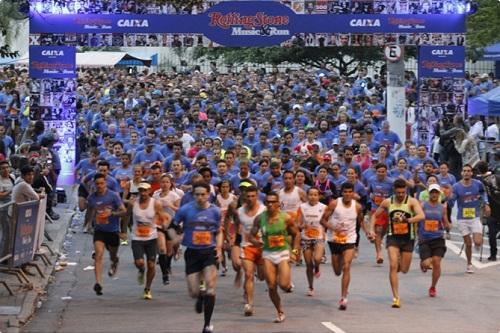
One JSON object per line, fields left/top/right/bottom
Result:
{"left": 268, "top": 235, "right": 285, "bottom": 248}
{"left": 193, "top": 231, "right": 212, "bottom": 246}
{"left": 305, "top": 226, "right": 320, "bottom": 239}
{"left": 424, "top": 220, "right": 440, "bottom": 232}
{"left": 393, "top": 223, "right": 409, "bottom": 235}
{"left": 333, "top": 233, "right": 347, "bottom": 244}
{"left": 373, "top": 195, "right": 383, "bottom": 206}
{"left": 463, "top": 208, "right": 475, "bottom": 219}
{"left": 136, "top": 223, "right": 152, "bottom": 237}
{"left": 96, "top": 210, "right": 109, "bottom": 225}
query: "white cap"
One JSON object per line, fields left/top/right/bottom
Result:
{"left": 293, "top": 104, "right": 302, "bottom": 110}
{"left": 339, "top": 124, "right": 348, "bottom": 131}
{"left": 138, "top": 182, "right": 151, "bottom": 190}
{"left": 428, "top": 184, "right": 442, "bottom": 193}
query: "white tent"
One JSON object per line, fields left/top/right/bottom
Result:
{"left": 76, "top": 51, "right": 152, "bottom": 67}
{"left": 12, "top": 51, "right": 152, "bottom": 67}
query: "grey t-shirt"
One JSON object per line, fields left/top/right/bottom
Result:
{"left": 12, "top": 179, "right": 39, "bottom": 203}
{"left": 0, "top": 175, "right": 14, "bottom": 204}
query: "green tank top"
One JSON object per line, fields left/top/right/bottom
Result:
{"left": 387, "top": 195, "right": 415, "bottom": 240}
{"left": 260, "top": 211, "right": 289, "bottom": 252}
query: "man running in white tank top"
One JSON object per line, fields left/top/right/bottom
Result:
{"left": 232, "top": 185, "right": 266, "bottom": 316}
{"left": 297, "top": 187, "right": 326, "bottom": 296}
{"left": 279, "top": 171, "right": 306, "bottom": 265}
{"left": 321, "top": 182, "right": 370, "bottom": 310}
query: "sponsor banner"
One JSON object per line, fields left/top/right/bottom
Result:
{"left": 387, "top": 86, "right": 406, "bottom": 142}
{"left": 11, "top": 201, "right": 40, "bottom": 267}
{"left": 44, "top": 120, "right": 77, "bottom": 186}
{"left": 418, "top": 46, "right": 465, "bottom": 78}
{"left": 29, "top": 46, "right": 76, "bottom": 79}
{"left": 30, "top": 2, "right": 466, "bottom": 46}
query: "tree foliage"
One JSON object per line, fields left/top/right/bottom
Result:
{"left": 194, "top": 46, "right": 386, "bottom": 76}
{"left": 466, "top": 0, "right": 500, "bottom": 60}
{"left": 467, "top": 0, "right": 500, "bottom": 48}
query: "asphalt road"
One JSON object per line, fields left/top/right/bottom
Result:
{"left": 23, "top": 216, "right": 500, "bottom": 333}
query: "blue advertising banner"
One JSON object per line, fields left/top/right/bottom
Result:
{"left": 29, "top": 46, "right": 76, "bottom": 79}
{"left": 418, "top": 46, "right": 465, "bottom": 78}
{"left": 30, "top": 2, "right": 466, "bottom": 47}
{"left": 11, "top": 201, "right": 40, "bottom": 267}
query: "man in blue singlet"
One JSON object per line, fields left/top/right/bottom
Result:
{"left": 172, "top": 182, "right": 222, "bottom": 333}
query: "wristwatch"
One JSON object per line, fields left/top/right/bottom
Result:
{"left": 292, "top": 249, "right": 299, "bottom": 255}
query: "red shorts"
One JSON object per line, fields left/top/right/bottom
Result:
{"left": 241, "top": 246, "right": 264, "bottom": 265}
{"left": 371, "top": 209, "right": 389, "bottom": 227}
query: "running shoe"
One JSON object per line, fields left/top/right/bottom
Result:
{"left": 285, "top": 282, "right": 295, "bottom": 293}
{"left": 162, "top": 274, "right": 170, "bottom": 285}
{"left": 202, "top": 325, "right": 214, "bottom": 333}
{"left": 137, "top": 270, "right": 145, "bottom": 285}
{"left": 307, "top": 288, "right": 314, "bottom": 297}
{"left": 195, "top": 296, "right": 204, "bottom": 314}
{"left": 391, "top": 297, "right": 401, "bottom": 308}
{"left": 120, "top": 239, "right": 128, "bottom": 246}
{"left": 274, "top": 312, "right": 286, "bottom": 323}
{"left": 244, "top": 303, "right": 254, "bottom": 316}
{"left": 143, "top": 288, "right": 152, "bottom": 300}
{"left": 487, "top": 256, "right": 497, "bottom": 262}
{"left": 91, "top": 251, "right": 96, "bottom": 260}
{"left": 376, "top": 257, "right": 384, "bottom": 264}
{"left": 338, "top": 298, "right": 348, "bottom": 310}
{"left": 466, "top": 264, "right": 474, "bottom": 274}
{"left": 108, "top": 259, "right": 119, "bottom": 277}
{"left": 93, "top": 283, "right": 103, "bottom": 296}
{"left": 221, "top": 266, "right": 228, "bottom": 277}
{"left": 429, "top": 287, "right": 436, "bottom": 297}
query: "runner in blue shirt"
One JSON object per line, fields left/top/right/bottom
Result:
{"left": 85, "top": 173, "right": 126, "bottom": 296}
{"left": 374, "top": 121, "right": 402, "bottom": 152}
{"left": 172, "top": 182, "right": 222, "bottom": 333}
{"left": 437, "top": 161, "right": 457, "bottom": 238}
{"left": 418, "top": 184, "right": 450, "bottom": 298}
{"left": 367, "top": 163, "right": 394, "bottom": 264}
{"left": 451, "top": 164, "right": 491, "bottom": 273}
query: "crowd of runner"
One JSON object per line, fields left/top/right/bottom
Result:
{"left": 0, "top": 65, "right": 499, "bottom": 333}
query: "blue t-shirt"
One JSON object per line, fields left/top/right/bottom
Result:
{"left": 132, "top": 150, "right": 165, "bottom": 165}
{"left": 173, "top": 202, "right": 221, "bottom": 250}
{"left": 368, "top": 176, "right": 394, "bottom": 209}
{"left": 389, "top": 169, "right": 412, "bottom": 181}
{"left": 452, "top": 180, "right": 487, "bottom": 220}
{"left": 374, "top": 131, "right": 401, "bottom": 151}
{"left": 87, "top": 190, "right": 123, "bottom": 233}
{"left": 75, "top": 158, "right": 97, "bottom": 181}
{"left": 419, "top": 201, "right": 445, "bottom": 242}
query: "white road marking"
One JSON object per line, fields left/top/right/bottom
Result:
{"left": 446, "top": 240, "right": 500, "bottom": 269}
{"left": 322, "top": 321, "right": 347, "bottom": 333}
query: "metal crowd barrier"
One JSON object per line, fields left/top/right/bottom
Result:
{"left": 0, "top": 198, "right": 53, "bottom": 294}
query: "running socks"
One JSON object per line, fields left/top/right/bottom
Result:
{"left": 203, "top": 295, "right": 216, "bottom": 328}
{"left": 158, "top": 254, "right": 168, "bottom": 276}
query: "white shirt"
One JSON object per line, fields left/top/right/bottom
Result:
{"left": 468, "top": 121, "right": 484, "bottom": 139}
{"left": 485, "top": 124, "right": 499, "bottom": 141}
